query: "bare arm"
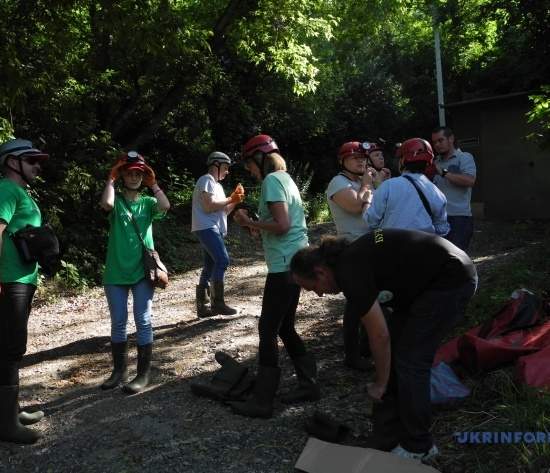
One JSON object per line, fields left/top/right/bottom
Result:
{"left": 0, "top": 222, "right": 6, "bottom": 251}
{"left": 200, "top": 191, "right": 232, "bottom": 213}
{"left": 100, "top": 179, "right": 116, "bottom": 211}
{"left": 361, "top": 300, "right": 391, "bottom": 398}
{"left": 150, "top": 183, "right": 170, "bottom": 212}
{"left": 445, "top": 173, "right": 476, "bottom": 188}
{"left": 235, "top": 201, "right": 290, "bottom": 235}
{"left": 331, "top": 186, "right": 370, "bottom": 214}
{"left": 331, "top": 172, "right": 374, "bottom": 214}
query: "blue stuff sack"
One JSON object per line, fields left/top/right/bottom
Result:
{"left": 431, "top": 362, "right": 470, "bottom": 404}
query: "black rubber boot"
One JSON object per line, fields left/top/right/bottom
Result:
{"left": 0, "top": 385, "right": 41, "bottom": 444}
{"left": 101, "top": 341, "right": 128, "bottom": 390}
{"left": 211, "top": 281, "right": 237, "bottom": 315}
{"left": 196, "top": 285, "right": 214, "bottom": 318}
{"left": 229, "top": 366, "right": 280, "bottom": 418}
{"left": 280, "top": 353, "right": 321, "bottom": 404}
{"left": 123, "top": 343, "right": 152, "bottom": 394}
{"left": 19, "top": 406, "right": 44, "bottom": 426}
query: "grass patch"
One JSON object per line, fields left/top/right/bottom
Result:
{"left": 436, "top": 224, "right": 550, "bottom": 472}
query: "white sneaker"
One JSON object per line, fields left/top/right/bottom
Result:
{"left": 391, "top": 444, "right": 439, "bottom": 461}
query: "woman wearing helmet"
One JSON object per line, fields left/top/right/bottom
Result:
{"left": 230, "top": 134, "right": 319, "bottom": 418}
{"left": 365, "top": 142, "right": 391, "bottom": 187}
{"left": 0, "top": 138, "right": 49, "bottom": 444}
{"left": 326, "top": 141, "right": 380, "bottom": 371}
{"left": 326, "top": 142, "right": 372, "bottom": 242}
{"left": 99, "top": 151, "right": 170, "bottom": 394}
{"left": 363, "top": 138, "right": 449, "bottom": 236}
{"left": 191, "top": 151, "right": 244, "bottom": 317}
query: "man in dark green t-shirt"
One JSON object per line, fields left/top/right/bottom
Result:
{"left": 0, "top": 138, "right": 49, "bottom": 444}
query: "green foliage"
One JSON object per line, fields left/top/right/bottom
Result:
{"left": 164, "top": 167, "right": 196, "bottom": 208}
{"left": 527, "top": 86, "right": 550, "bottom": 149}
{"left": 0, "top": 117, "right": 14, "bottom": 142}
{"left": 0, "top": 0, "right": 548, "bottom": 294}
{"left": 306, "top": 193, "right": 331, "bottom": 224}
{"left": 54, "top": 260, "right": 90, "bottom": 291}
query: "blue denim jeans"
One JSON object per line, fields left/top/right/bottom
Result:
{"left": 446, "top": 216, "right": 473, "bottom": 251}
{"left": 195, "top": 228, "right": 230, "bottom": 285}
{"left": 104, "top": 278, "right": 154, "bottom": 346}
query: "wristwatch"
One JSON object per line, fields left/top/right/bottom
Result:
{"left": 441, "top": 168, "right": 449, "bottom": 178}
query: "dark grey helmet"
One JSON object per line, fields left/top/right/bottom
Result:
{"left": 0, "top": 138, "right": 48, "bottom": 166}
{"left": 206, "top": 151, "right": 232, "bottom": 166}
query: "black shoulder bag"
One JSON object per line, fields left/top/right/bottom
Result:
{"left": 120, "top": 198, "right": 168, "bottom": 289}
{"left": 10, "top": 224, "right": 61, "bottom": 277}
{"left": 402, "top": 175, "right": 433, "bottom": 219}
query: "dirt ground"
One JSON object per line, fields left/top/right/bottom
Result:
{"left": 0, "top": 220, "right": 546, "bottom": 473}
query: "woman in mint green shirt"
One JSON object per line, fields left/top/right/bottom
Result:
{"left": 99, "top": 151, "right": 170, "bottom": 394}
{"left": 230, "top": 134, "right": 319, "bottom": 418}
{"left": 0, "top": 138, "right": 49, "bottom": 444}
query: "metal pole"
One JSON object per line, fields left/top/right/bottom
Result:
{"left": 433, "top": 10, "right": 446, "bottom": 126}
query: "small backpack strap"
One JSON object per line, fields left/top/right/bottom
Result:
{"left": 402, "top": 175, "right": 433, "bottom": 219}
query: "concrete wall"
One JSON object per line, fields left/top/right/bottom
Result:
{"left": 446, "top": 94, "right": 550, "bottom": 219}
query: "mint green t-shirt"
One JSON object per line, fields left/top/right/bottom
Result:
{"left": 259, "top": 171, "right": 308, "bottom": 273}
{"left": 102, "top": 194, "right": 165, "bottom": 285}
{"left": 0, "top": 178, "right": 41, "bottom": 285}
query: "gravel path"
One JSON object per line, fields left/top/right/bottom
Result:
{"left": 0, "top": 220, "right": 545, "bottom": 472}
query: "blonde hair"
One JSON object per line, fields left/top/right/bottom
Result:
{"left": 263, "top": 152, "right": 287, "bottom": 174}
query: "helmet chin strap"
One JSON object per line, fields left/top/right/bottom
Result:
{"left": 5, "top": 159, "right": 32, "bottom": 186}
{"left": 340, "top": 161, "right": 363, "bottom": 177}
{"left": 211, "top": 162, "right": 221, "bottom": 181}
{"left": 249, "top": 154, "right": 266, "bottom": 179}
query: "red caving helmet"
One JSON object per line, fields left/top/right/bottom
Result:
{"left": 337, "top": 141, "right": 366, "bottom": 164}
{"left": 400, "top": 138, "right": 434, "bottom": 165}
{"left": 242, "top": 134, "right": 279, "bottom": 159}
{"left": 364, "top": 142, "right": 384, "bottom": 155}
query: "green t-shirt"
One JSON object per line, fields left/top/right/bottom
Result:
{"left": 0, "top": 178, "right": 41, "bottom": 285}
{"left": 103, "top": 194, "right": 165, "bottom": 285}
{"left": 259, "top": 171, "right": 308, "bottom": 273}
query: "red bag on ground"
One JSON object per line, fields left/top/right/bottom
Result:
{"left": 516, "top": 345, "right": 550, "bottom": 389}
{"left": 434, "top": 289, "right": 548, "bottom": 369}
{"left": 458, "top": 320, "right": 550, "bottom": 371}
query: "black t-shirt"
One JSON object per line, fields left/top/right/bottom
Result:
{"left": 334, "top": 229, "right": 477, "bottom": 318}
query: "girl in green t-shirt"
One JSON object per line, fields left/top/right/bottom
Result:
{"left": 99, "top": 151, "right": 170, "bottom": 394}
{"left": 230, "top": 134, "right": 319, "bottom": 418}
